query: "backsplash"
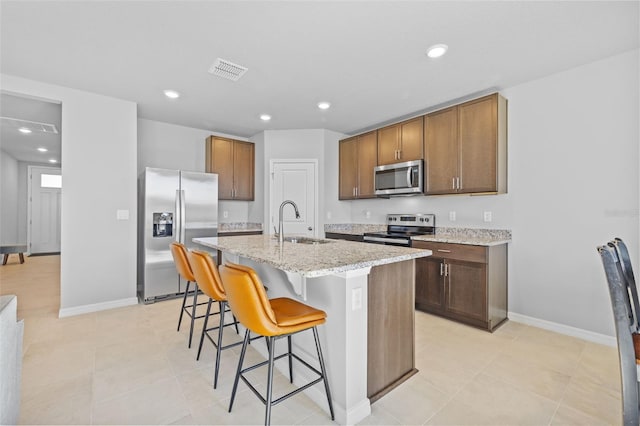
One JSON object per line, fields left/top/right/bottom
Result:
{"left": 219, "top": 222, "right": 263, "bottom": 232}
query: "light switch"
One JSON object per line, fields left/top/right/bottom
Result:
{"left": 223, "top": 211, "right": 228, "bottom": 219}
{"left": 116, "top": 209, "right": 129, "bottom": 220}
{"left": 449, "top": 211, "right": 456, "bottom": 221}
{"left": 483, "top": 211, "right": 492, "bottom": 222}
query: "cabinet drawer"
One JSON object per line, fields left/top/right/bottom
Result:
{"left": 412, "top": 241, "right": 487, "bottom": 263}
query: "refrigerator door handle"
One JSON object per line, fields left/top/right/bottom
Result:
{"left": 180, "top": 189, "right": 186, "bottom": 244}
{"left": 174, "top": 189, "right": 181, "bottom": 243}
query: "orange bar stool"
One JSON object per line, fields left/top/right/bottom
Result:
{"left": 187, "top": 250, "right": 241, "bottom": 388}
{"left": 170, "top": 242, "right": 208, "bottom": 348}
{"left": 219, "top": 262, "right": 334, "bottom": 426}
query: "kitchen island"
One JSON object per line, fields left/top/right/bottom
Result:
{"left": 193, "top": 234, "right": 431, "bottom": 425}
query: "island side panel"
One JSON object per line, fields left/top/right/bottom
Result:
{"left": 367, "top": 259, "right": 417, "bottom": 402}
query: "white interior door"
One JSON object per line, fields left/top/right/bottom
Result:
{"left": 270, "top": 160, "right": 317, "bottom": 237}
{"left": 29, "top": 166, "right": 62, "bottom": 254}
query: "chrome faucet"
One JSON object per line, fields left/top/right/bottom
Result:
{"left": 278, "top": 200, "right": 300, "bottom": 245}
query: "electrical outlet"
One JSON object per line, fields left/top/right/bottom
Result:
{"left": 449, "top": 211, "right": 456, "bottom": 221}
{"left": 326, "top": 211, "right": 332, "bottom": 220}
{"left": 352, "top": 287, "right": 362, "bottom": 311}
{"left": 483, "top": 211, "right": 492, "bottom": 222}
{"left": 223, "top": 211, "right": 228, "bottom": 219}
{"left": 365, "top": 210, "right": 371, "bottom": 219}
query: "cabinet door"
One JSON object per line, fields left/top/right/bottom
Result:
{"left": 377, "top": 125, "right": 400, "bottom": 165}
{"left": 424, "top": 107, "right": 458, "bottom": 194}
{"left": 233, "top": 141, "right": 254, "bottom": 200}
{"left": 445, "top": 260, "right": 487, "bottom": 322}
{"left": 207, "top": 137, "right": 235, "bottom": 200}
{"left": 356, "top": 131, "right": 378, "bottom": 198}
{"left": 415, "top": 257, "right": 444, "bottom": 313}
{"left": 339, "top": 138, "right": 358, "bottom": 200}
{"left": 458, "top": 94, "right": 497, "bottom": 193}
{"left": 398, "top": 117, "right": 423, "bottom": 162}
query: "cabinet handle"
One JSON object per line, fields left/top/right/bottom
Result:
{"left": 355, "top": 187, "right": 359, "bottom": 197}
{"left": 445, "top": 264, "right": 449, "bottom": 276}
{"left": 440, "top": 263, "right": 444, "bottom": 276}
{"left": 452, "top": 177, "right": 456, "bottom": 190}
{"left": 437, "top": 249, "right": 451, "bottom": 253}
{"left": 398, "top": 149, "right": 401, "bottom": 160}
{"left": 457, "top": 177, "right": 461, "bottom": 190}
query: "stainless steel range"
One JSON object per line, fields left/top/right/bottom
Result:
{"left": 363, "top": 214, "right": 435, "bottom": 246}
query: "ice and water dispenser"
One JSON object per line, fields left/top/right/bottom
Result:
{"left": 152, "top": 212, "right": 173, "bottom": 237}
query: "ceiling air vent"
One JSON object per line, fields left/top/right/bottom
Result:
{"left": 208, "top": 58, "right": 248, "bottom": 82}
{"left": 0, "top": 117, "right": 59, "bottom": 134}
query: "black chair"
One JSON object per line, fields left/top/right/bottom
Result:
{"left": 597, "top": 241, "right": 640, "bottom": 426}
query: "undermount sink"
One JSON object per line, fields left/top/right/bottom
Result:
{"left": 282, "top": 236, "right": 333, "bottom": 245}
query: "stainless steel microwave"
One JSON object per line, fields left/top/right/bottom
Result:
{"left": 374, "top": 160, "right": 423, "bottom": 196}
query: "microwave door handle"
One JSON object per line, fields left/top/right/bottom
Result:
{"left": 406, "top": 166, "right": 412, "bottom": 188}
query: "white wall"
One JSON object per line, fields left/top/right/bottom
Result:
{"left": 137, "top": 118, "right": 252, "bottom": 224}
{"left": 0, "top": 150, "right": 19, "bottom": 244}
{"left": 327, "top": 49, "right": 639, "bottom": 337}
{"left": 2, "top": 74, "right": 139, "bottom": 315}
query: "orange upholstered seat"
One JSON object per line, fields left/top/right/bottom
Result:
{"left": 219, "top": 262, "right": 334, "bottom": 426}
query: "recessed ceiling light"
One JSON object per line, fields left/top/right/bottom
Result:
{"left": 163, "top": 89, "right": 180, "bottom": 99}
{"left": 48, "top": 159, "right": 57, "bottom": 163}
{"left": 37, "top": 147, "right": 48, "bottom": 152}
{"left": 260, "top": 114, "right": 271, "bottom": 121}
{"left": 426, "top": 44, "right": 448, "bottom": 58}
{"left": 317, "top": 102, "right": 331, "bottom": 110}
{"left": 18, "top": 127, "right": 32, "bottom": 134}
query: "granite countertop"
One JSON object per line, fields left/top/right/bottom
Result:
{"left": 324, "top": 224, "right": 511, "bottom": 246}
{"left": 193, "top": 234, "right": 431, "bottom": 278}
{"left": 218, "top": 222, "right": 263, "bottom": 234}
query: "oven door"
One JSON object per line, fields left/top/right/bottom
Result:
{"left": 374, "top": 160, "right": 423, "bottom": 196}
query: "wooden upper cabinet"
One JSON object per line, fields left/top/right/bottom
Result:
{"left": 424, "top": 93, "right": 507, "bottom": 195}
{"left": 377, "top": 116, "right": 424, "bottom": 165}
{"left": 338, "top": 131, "right": 378, "bottom": 200}
{"left": 424, "top": 107, "right": 458, "bottom": 194}
{"left": 339, "top": 137, "right": 358, "bottom": 200}
{"left": 205, "top": 136, "right": 254, "bottom": 200}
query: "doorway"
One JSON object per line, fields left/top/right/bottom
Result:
{"left": 28, "top": 166, "right": 62, "bottom": 254}
{"left": 269, "top": 160, "right": 318, "bottom": 237}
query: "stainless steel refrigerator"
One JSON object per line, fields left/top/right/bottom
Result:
{"left": 137, "top": 167, "right": 218, "bottom": 303}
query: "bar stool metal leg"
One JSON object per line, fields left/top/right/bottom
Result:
{"left": 214, "top": 301, "right": 227, "bottom": 389}
{"left": 196, "top": 299, "right": 213, "bottom": 361}
{"left": 188, "top": 283, "right": 199, "bottom": 348}
{"left": 177, "top": 281, "right": 191, "bottom": 332}
{"left": 313, "top": 326, "right": 335, "bottom": 420}
{"left": 229, "top": 329, "right": 251, "bottom": 413}
{"left": 265, "top": 336, "right": 276, "bottom": 426}
{"left": 287, "top": 335, "right": 293, "bottom": 383}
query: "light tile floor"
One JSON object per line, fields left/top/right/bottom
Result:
{"left": 0, "top": 255, "right": 622, "bottom": 425}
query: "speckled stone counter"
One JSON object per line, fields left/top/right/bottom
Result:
{"left": 325, "top": 224, "right": 511, "bottom": 246}
{"left": 324, "top": 223, "right": 386, "bottom": 235}
{"left": 218, "top": 222, "right": 263, "bottom": 234}
{"left": 412, "top": 227, "right": 511, "bottom": 246}
{"left": 194, "top": 234, "right": 430, "bottom": 278}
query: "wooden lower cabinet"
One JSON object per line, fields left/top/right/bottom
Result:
{"left": 367, "top": 260, "right": 417, "bottom": 402}
{"left": 414, "top": 241, "right": 507, "bottom": 331}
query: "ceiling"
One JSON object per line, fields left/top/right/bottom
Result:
{"left": 0, "top": 94, "right": 62, "bottom": 165}
{"left": 0, "top": 1, "right": 638, "bottom": 141}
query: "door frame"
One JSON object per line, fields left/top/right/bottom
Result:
{"left": 269, "top": 159, "right": 319, "bottom": 237}
{"left": 27, "top": 165, "right": 62, "bottom": 255}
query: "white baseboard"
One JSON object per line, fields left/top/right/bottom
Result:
{"left": 508, "top": 312, "right": 616, "bottom": 347}
{"left": 58, "top": 297, "right": 138, "bottom": 318}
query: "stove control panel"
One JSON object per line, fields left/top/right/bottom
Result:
{"left": 387, "top": 213, "right": 435, "bottom": 226}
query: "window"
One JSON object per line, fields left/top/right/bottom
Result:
{"left": 40, "top": 174, "right": 62, "bottom": 188}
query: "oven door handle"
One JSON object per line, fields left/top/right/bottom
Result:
{"left": 363, "top": 236, "right": 410, "bottom": 246}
